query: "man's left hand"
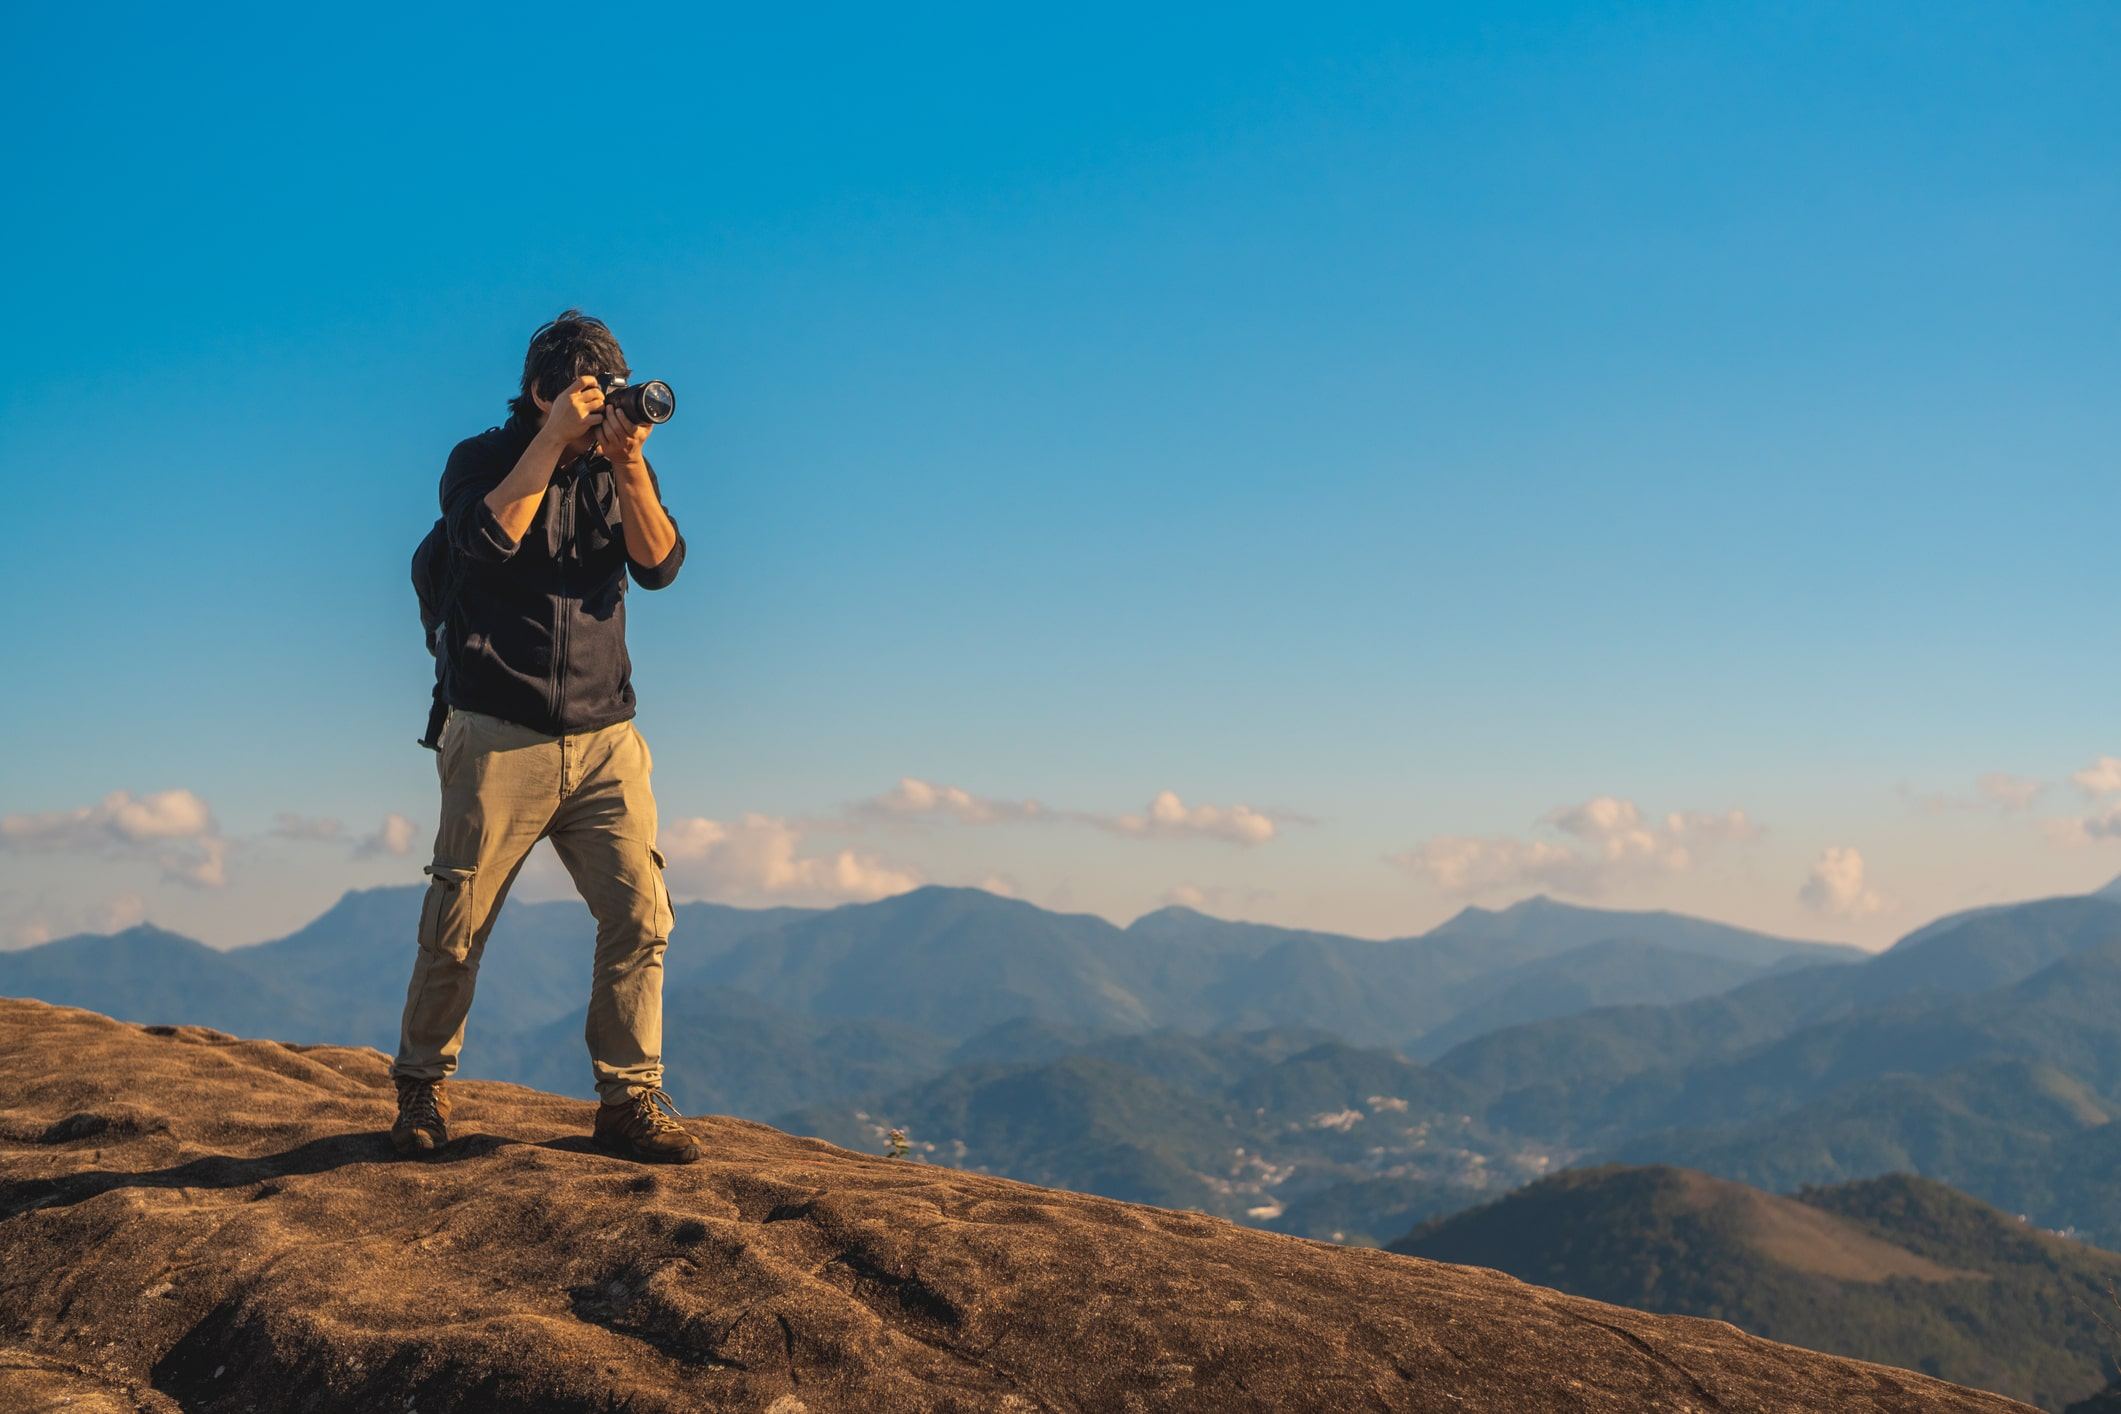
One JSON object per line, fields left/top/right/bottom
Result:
{"left": 600, "top": 402, "right": 651, "bottom": 469}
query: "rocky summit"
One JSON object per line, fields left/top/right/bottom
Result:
{"left": 0, "top": 998, "right": 2032, "bottom": 1413}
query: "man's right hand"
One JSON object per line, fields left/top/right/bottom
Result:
{"left": 539, "top": 374, "right": 606, "bottom": 445}
{"left": 488, "top": 376, "right": 602, "bottom": 546}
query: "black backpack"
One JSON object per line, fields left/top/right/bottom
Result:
{"left": 411, "top": 518, "right": 457, "bottom": 750}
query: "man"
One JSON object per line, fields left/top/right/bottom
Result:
{"left": 389, "top": 310, "right": 698, "bottom": 1164}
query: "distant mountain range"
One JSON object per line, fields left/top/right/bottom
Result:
{"left": 1428, "top": 892, "right": 2121, "bottom": 1246}
{"left": 0, "top": 882, "right": 1849, "bottom": 1099}
{"left": 16, "top": 879, "right": 2121, "bottom": 1261}
{"left": 0, "top": 883, "right": 1859, "bottom": 1234}
{"left": 1391, "top": 1164, "right": 2121, "bottom": 1412}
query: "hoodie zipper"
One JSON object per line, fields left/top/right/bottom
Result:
{"left": 553, "top": 465, "right": 574, "bottom": 727}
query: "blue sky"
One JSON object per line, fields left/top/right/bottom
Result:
{"left": 3, "top": 3, "right": 2118, "bottom": 948}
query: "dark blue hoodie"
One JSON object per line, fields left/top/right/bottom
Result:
{"left": 424, "top": 407, "right": 686, "bottom": 740}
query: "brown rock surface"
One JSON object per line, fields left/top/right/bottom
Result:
{"left": 0, "top": 998, "right": 2034, "bottom": 1413}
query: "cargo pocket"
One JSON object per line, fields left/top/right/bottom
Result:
{"left": 417, "top": 862, "right": 479, "bottom": 963}
{"left": 648, "top": 846, "right": 674, "bottom": 938}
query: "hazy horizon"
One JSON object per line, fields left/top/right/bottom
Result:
{"left": 29, "top": 868, "right": 2121, "bottom": 959}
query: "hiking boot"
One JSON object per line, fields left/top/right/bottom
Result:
{"left": 391, "top": 1076, "right": 451, "bottom": 1155}
{"left": 593, "top": 1087, "right": 700, "bottom": 1164}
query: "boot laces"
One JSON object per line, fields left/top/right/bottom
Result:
{"left": 400, "top": 1080, "right": 441, "bottom": 1128}
{"left": 633, "top": 1087, "right": 686, "bottom": 1135}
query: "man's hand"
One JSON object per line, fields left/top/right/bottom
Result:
{"left": 539, "top": 374, "right": 606, "bottom": 447}
{"left": 610, "top": 415, "right": 678, "bottom": 569}
{"left": 486, "top": 374, "right": 604, "bottom": 547}
{"left": 599, "top": 399, "right": 651, "bottom": 469}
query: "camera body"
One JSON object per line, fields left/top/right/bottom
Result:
{"left": 595, "top": 372, "right": 677, "bottom": 424}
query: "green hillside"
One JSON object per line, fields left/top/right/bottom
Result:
{"left": 1392, "top": 1165, "right": 2121, "bottom": 1411}
{"left": 1588, "top": 944, "right": 2121, "bottom": 1245}
{"left": 1417, "top": 898, "right": 2121, "bottom": 1247}
{"left": 1436, "top": 897, "right": 2121, "bottom": 1134}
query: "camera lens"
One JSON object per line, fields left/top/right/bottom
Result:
{"left": 635, "top": 381, "right": 676, "bottom": 423}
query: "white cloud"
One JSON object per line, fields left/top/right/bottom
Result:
{"left": 2035, "top": 760, "right": 2121, "bottom": 845}
{"left": 354, "top": 813, "right": 419, "bottom": 859}
{"left": 1393, "top": 796, "right": 1759, "bottom": 897}
{"left": 661, "top": 814, "right": 919, "bottom": 905}
{"left": 2, "top": 789, "right": 215, "bottom": 848}
{"left": 178, "top": 836, "right": 229, "bottom": 888}
{"left": 850, "top": 778, "right": 1282, "bottom": 847}
{"left": 1155, "top": 881, "right": 1275, "bottom": 916}
{"left": 0, "top": 789, "right": 226, "bottom": 887}
{"left": 1886, "top": 758, "right": 2121, "bottom": 845}
{"left": 1799, "top": 846, "right": 1889, "bottom": 918}
{"left": 855, "top": 778, "right": 1047, "bottom": 826}
{"left": 1545, "top": 797, "right": 1758, "bottom": 871}
{"left": 1396, "top": 835, "right": 1594, "bottom": 895}
{"left": 274, "top": 809, "right": 416, "bottom": 860}
{"left": 1106, "top": 791, "right": 1277, "bottom": 846}
{"left": 2046, "top": 806, "right": 2121, "bottom": 848}
{"left": 2075, "top": 757, "right": 2121, "bottom": 798}
{"left": 1546, "top": 796, "right": 1662, "bottom": 856}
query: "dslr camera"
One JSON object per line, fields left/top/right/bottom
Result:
{"left": 593, "top": 372, "right": 677, "bottom": 424}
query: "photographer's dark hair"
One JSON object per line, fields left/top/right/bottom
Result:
{"left": 509, "top": 309, "right": 629, "bottom": 423}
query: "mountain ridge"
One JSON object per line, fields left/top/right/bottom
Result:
{"left": 1390, "top": 1164, "right": 2121, "bottom": 1411}
{"left": 0, "top": 883, "right": 1856, "bottom": 1061}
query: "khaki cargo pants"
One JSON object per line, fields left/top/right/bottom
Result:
{"left": 391, "top": 707, "right": 675, "bottom": 1103}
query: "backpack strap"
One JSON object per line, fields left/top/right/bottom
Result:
{"left": 412, "top": 518, "right": 464, "bottom": 751}
{"left": 420, "top": 686, "right": 449, "bottom": 750}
